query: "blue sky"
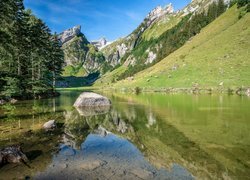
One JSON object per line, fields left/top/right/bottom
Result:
{"left": 24, "top": 0, "right": 190, "bottom": 41}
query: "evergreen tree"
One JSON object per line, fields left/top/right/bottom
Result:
{"left": 237, "top": 0, "right": 249, "bottom": 7}
{"left": 218, "top": 0, "right": 226, "bottom": 15}
{"left": 48, "top": 34, "right": 64, "bottom": 93}
{"left": 0, "top": 0, "right": 64, "bottom": 99}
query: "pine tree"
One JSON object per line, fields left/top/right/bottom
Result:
{"left": 0, "top": 0, "right": 64, "bottom": 99}
{"left": 237, "top": 0, "right": 249, "bottom": 8}
{"left": 48, "top": 33, "right": 64, "bottom": 93}
{"left": 218, "top": 0, "right": 226, "bottom": 16}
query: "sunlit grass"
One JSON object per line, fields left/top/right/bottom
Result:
{"left": 111, "top": 6, "right": 250, "bottom": 89}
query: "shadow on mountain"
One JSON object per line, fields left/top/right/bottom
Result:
{"left": 56, "top": 72, "right": 100, "bottom": 88}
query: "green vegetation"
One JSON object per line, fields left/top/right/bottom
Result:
{"left": 62, "top": 35, "right": 89, "bottom": 67}
{"left": 62, "top": 65, "right": 87, "bottom": 77}
{"left": 94, "top": 65, "right": 127, "bottom": 86}
{"left": 58, "top": 72, "right": 100, "bottom": 88}
{"left": 109, "top": 5, "right": 250, "bottom": 90}
{"left": 0, "top": 0, "right": 64, "bottom": 99}
{"left": 62, "top": 34, "right": 105, "bottom": 76}
{"left": 116, "top": 0, "right": 227, "bottom": 81}
{"left": 142, "top": 15, "right": 181, "bottom": 40}
{"left": 105, "top": 92, "right": 250, "bottom": 179}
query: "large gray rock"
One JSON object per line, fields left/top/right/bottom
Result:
{"left": 74, "top": 92, "right": 111, "bottom": 107}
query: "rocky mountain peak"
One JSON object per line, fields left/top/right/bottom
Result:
{"left": 58, "top": 25, "right": 82, "bottom": 44}
{"left": 91, "top": 37, "right": 111, "bottom": 50}
{"left": 147, "top": 3, "right": 174, "bottom": 21}
{"left": 182, "top": 0, "right": 230, "bottom": 16}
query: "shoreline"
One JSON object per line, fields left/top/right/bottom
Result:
{"left": 0, "top": 91, "right": 61, "bottom": 105}
{"left": 56, "top": 86, "right": 250, "bottom": 96}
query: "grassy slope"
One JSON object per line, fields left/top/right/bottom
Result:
{"left": 142, "top": 14, "right": 181, "bottom": 40}
{"left": 62, "top": 65, "right": 87, "bottom": 77}
{"left": 101, "top": 38, "right": 124, "bottom": 55}
{"left": 94, "top": 65, "right": 127, "bottom": 86}
{"left": 95, "top": 14, "right": 182, "bottom": 87}
{"left": 110, "top": 6, "right": 250, "bottom": 89}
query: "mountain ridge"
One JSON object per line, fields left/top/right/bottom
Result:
{"left": 58, "top": 0, "right": 249, "bottom": 91}
{"left": 95, "top": 5, "right": 250, "bottom": 92}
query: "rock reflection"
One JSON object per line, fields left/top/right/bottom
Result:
{"left": 75, "top": 106, "right": 110, "bottom": 117}
{"left": 63, "top": 95, "right": 235, "bottom": 180}
{"left": 36, "top": 133, "right": 193, "bottom": 180}
{"left": 63, "top": 105, "right": 136, "bottom": 150}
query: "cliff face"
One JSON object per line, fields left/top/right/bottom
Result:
{"left": 101, "top": 3, "right": 175, "bottom": 68}
{"left": 59, "top": 25, "right": 105, "bottom": 74}
{"left": 60, "top": 0, "right": 231, "bottom": 77}
{"left": 58, "top": 25, "right": 82, "bottom": 44}
{"left": 90, "top": 38, "right": 110, "bottom": 50}
{"left": 101, "top": 0, "right": 231, "bottom": 71}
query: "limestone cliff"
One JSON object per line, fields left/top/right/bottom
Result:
{"left": 101, "top": 3, "right": 175, "bottom": 68}
{"left": 101, "top": 0, "right": 230, "bottom": 70}
{"left": 91, "top": 38, "right": 111, "bottom": 50}
{"left": 59, "top": 25, "right": 105, "bottom": 74}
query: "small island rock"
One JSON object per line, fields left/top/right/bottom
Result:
{"left": 74, "top": 92, "right": 111, "bottom": 107}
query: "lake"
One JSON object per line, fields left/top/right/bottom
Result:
{"left": 0, "top": 91, "right": 249, "bottom": 179}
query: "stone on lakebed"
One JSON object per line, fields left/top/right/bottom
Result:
{"left": 73, "top": 92, "right": 111, "bottom": 107}
{"left": 43, "top": 120, "right": 56, "bottom": 130}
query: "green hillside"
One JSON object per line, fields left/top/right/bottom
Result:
{"left": 96, "top": 6, "right": 250, "bottom": 91}
{"left": 94, "top": 65, "right": 127, "bottom": 86}
{"left": 142, "top": 14, "right": 181, "bottom": 40}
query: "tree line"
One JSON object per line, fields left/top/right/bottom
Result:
{"left": 0, "top": 0, "right": 64, "bottom": 100}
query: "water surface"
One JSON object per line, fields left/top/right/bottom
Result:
{"left": 0, "top": 91, "right": 249, "bottom": 179}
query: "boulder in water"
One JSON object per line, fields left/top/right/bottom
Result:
{"left": 74, "top": 92, "right": 111, "bottom": 107}
{"left": 43, "top": 120, "right": 56, "bottom": 130}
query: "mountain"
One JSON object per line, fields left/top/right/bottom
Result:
{"left": 94, "top": 0, "right": 249, "bottom": 91}
{"left": 100, "top": 0, "right": 223, "bottom": 68}
{"left": 101, "top": 3, "right": 175, "bottom": 68}
{"left": 95, "top": 4, "right": 250, "bottom": 91}
{"left": 57, "top": 0, "right": 249, "bottom": 91}
{"left": 58, "top": 0, "right": 213, "bottom": 76}
{"left": 90, "top": 37, "right": 111, "bottom": 50}
{"left": 99, "top": 0, "right": 219, "bottom": 74}
{"left": 58, "top": 25, "right": 105, "bottom": 77}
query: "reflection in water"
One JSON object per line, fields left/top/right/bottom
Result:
{"left": 75, "top": 106, "right": 110, "bottom": 116}
{"left": 36, "top": 133, "right": 193, "bottom": 180}
{"left": 0, "top": 91, "right": 249, "bottom": 179}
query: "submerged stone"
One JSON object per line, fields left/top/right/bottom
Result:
{"left": 79, "top": 160, "right": 107, "bottom": 171}
{"left": 0, "top": 145, "right": 28, "bottom": 165}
